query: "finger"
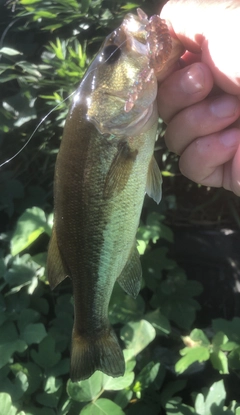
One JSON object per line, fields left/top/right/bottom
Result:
{"left": 180, "top": 51, "right": 202, "bottom": 66}
{"left": 161, "top": 1, "right": 204, "bottom": 54}
{"left": 178, "top": 128, "right": 240, "bottom": 195}
{"left": 161, "top": 0, "right": 240, "bottom": 94}
{"left": 158, "top": 62, "right": 213, "bottom": 123}
{"left": 165, "top": 94, "right": 240, "bottom": 155}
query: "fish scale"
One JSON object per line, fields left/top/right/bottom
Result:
{"left": 47, "top": 8, "right": 173, "bottom": 381}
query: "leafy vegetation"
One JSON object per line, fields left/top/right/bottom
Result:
{"left": 1, "top": 0, "right": 240, "bottom": 414}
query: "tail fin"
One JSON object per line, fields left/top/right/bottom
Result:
{"left": 70, "top": 326, "right": 125, "bottom": 381}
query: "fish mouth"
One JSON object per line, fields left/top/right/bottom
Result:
{"left": 121, "top": 10, "right": 148, "bottom": 56}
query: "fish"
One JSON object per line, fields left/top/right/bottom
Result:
{"left": 47, "top": 8, "right": 174, "bottom": 382}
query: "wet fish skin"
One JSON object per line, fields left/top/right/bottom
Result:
{"left": 47, "top": 9, "right": 172, "bottom": 381}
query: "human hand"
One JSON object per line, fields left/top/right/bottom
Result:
{"left": 158, "top": 0, "right": 240, "bottom": 196}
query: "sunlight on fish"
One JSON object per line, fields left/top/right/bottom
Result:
{"left": 47, "top": 8, "right": 179, "bottom": 382}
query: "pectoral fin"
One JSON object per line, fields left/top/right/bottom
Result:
{"left": 146, "top": 156, "right": 162, "bottom": 204}
{"left": 117, "top": 244, "right": 142, "bottom": 299}
{"left": 104, "top": 141, "right": 138, "bottom": 199}
{"left": 47, "top": 225, "right": 68, "bottom": 290}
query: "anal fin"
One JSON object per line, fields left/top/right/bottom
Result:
{"left": 47, "top": 225, "right": 68, "bottom": 290}
{"left": 146, "top": 155, "right": 162, "bottom": 204}
{"left": 117, "top": 244, "right": 142, "bottom": 299}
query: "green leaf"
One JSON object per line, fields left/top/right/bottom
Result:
{"left": 22, "top": 323, "right": 47, "bottom": 345}
{"left": 67, "top": 366, "right": 134, "bottom": 403}
{"left": 144, "top": 309, "right": 171, "bottom": 336}
{"left": 17, "top": 61, "right": 42, "bottom": 77}
{"left": 114, "top": 389, "right": 133, "bottom": 409}
{"left": 33, "top": 297, "right": 49, "bottom": 316}
{"left": 0, "top": 74, "right": 20, "bottom": 83}
{"left": 212, "top": 331, "right": 229, "bottom": 348}
{"left": 0, "top": 174, "right": 24, "bottom": 216}
{"left": 138, "top": 212, "right": 173, "bottom": 246}
{"left": 186, "top": 329, "right": 210, "bottom": 346}
{"left": 162, "top": 297, "right": 200, "bottom": 330}
{"left": 34, "top": 10, "right": 57, "bottom": 18}
{"left": 121, "top": 3, "right": 139, "bottom": 10}
{"left": 49, "top": 38, "right": 65, "bottom": 60}
{"left": 3, "top": 90, "right": 37, "bottom": 128}
{"left": 31, "top": 335, "right": 61, "bottom": 368}
{"left": 151, "top": 271, "right": 202, "bottom": 330}
{"left": 210, "top": 350, "right": 229, "bottom": 374}
{"left": 36, "top": 392, "right": 62, "bottom": 409}
{"left": 221, "top": 341, "right": 237, "bottom": 352}
{"left": 25, "top": 408, "right": 55, "bottom": 415}
{"left": 0, "top": 294, "right": 7, "bottom": 326}
{"left": 195, "top": 380, "right": 226, "bottom": 414}
{"left": 160, "top": 380, "right": 187, "bottom": 407}
{"left": 211, "top": 331, "right": 229, "bottom": 374}
{"left": 81, "top": 0, "right": 90, "bottom": 13}
{"left": 0, "top": 47, "right": 22, "bottom": 55}
{"left": 11, "top": 371, "right": 29, "bottom": 401}
{"left": 67, "top": 371, "right": 103, "bottom": 402}
{"left": 46, "top": 358, "right": 70, "bottom": 378}
{"left": 120, "top": 320, "right": 156, "bottom": 359}
{"left": 109, "top": 283, "right": 144, "bottom": 325}
{"left": 20, "top": 362, "right": 42, "bottom": 396}
{"left": 228, "top": 346, "right": 240, "bottom": 370}
{"left": 138, "top": 215, "right": 174, "bottom": 254}
{"left": 175, "top": 346, "right": 210, "bottom": 375}
{"left": 123, "top": 349, "right": 137, "bottom": 372}
{"left": 4, "top": 254, "right": 37, "bottom": 292}
{"left": 11, "top": 207, "right": 51, "bottom": 255}
{"left": 0, "top": 393, "right": 17, "bottom": 415}
{"left": 81, "top": 399, "right": 124, "bottom": 415}
{"left": 44, "top": 376, "right": 62, "bottom": 394}
{"left": 161, "top": 171, "right": 175, "bottom": 177}
{"left": 142, "top": 247, "right": 175, "bottom": 290}
{"left": 0, "top": 322, "right": 27, "bottom": 369}
{"left": 133, "top": 362, "right": 160, "bottom": 393}
{"left": 102, "top": 370, "right": 134, "bottom": 391}
{"left": 36, "top": 376, "right": 62, "bottom": 408}
{"left": 20, "top": 0, "right": 41, "bottom": 4}
{"left": 4, "top": 291, "right": 30, "bottom": 318}
{"left": 48, "top": 310, "right": 72, "bottom": 353}
{"left": 166, "top": 402, "right": 195, "bottom": 415}
{"left": 17, "top": 309, "right": 40, "bottom": 332}
{"left": 213, "top": 318, "right": 240, "bottom": 344}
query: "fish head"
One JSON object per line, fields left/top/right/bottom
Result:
{"left": 72, "top": 9, "right": 172, "bottom": 137}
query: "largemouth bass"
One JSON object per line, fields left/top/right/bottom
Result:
{"left": 47, "top": 8, "right": 173, "bottom": 381}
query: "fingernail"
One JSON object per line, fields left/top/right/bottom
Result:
{"left": 220, "top": 130, "right": 239, "bottom": 147}
{"left": 210, "top": 96, "right": 238, "bottom": 118}
{"left": 181, "top": 64, "right": 205, "bottom": 94}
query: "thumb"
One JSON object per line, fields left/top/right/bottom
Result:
{"left": 161, "top": 0, "right": 240, "bottom": 95}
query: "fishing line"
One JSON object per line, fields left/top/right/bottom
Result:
{"left": 0, "top": 37, "right": 127, "bottom": 169}
{"left": 0, "top": 91, "right": 75, "bottom": 168}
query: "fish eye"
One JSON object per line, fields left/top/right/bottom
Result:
{"left": 103, "top": 44, "right": 121, "bottom": 64}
